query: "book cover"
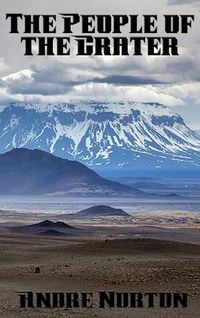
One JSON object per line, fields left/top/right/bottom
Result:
{"left": 0, "top": 0, "right": 199, "bottom": 317}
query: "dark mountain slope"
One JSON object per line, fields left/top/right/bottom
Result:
{"left": 0, "top": 148, "right": 142, "bottom": 196}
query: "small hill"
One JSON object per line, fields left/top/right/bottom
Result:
{"left": 29, "top": 220, "right": 75, "bottom": 229}
{"left": 7, "top": 220, "right": 79, "bottom": 237}
{"left": 76, "top": 205, "right": 129, "bottom": 217}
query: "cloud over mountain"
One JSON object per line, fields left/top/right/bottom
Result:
{"left": 1, "top": 47, "right": 200, "bottom": 107}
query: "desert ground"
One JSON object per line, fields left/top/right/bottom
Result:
{"left": 0, "top": 211, "right": 200, "bottom": 318}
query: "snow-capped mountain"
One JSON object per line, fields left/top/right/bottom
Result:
{"left": 196, "top": 130, "right": 200, "bottom": 136}
{"left": 0, "top": 101, "right": 200, "bottom": 176}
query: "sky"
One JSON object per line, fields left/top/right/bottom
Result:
{"left": 0, "top": 0, "right": 200, "bottom": 129}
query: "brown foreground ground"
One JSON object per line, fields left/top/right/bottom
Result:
{"left": 0, "top": 233, "right": 200, "bottom": 318}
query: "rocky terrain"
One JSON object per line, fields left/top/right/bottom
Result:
{"left": 0, "top": 235, "right": 199, "bottom": 317}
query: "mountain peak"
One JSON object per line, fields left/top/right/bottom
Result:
{"left": 0, "top": 101, "right": 200, "bottom": 176}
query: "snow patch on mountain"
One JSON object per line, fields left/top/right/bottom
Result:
{"left": 0, "top": 101, "right": 200, "bottom": 172}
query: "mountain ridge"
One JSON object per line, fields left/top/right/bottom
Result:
{"left": 0, "top": 148, "right": 142, "bottom": 196}
{"left": 0, "top": 101, "right": 200, "bottom": 176}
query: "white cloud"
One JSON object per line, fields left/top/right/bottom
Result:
{"left": 0, "top": 55, "right": 199, "bottom": 107}
{"left": 0, "top": 38, "right": 200, "bottom": 107}
{"left": 2, "top": 69, "right": 33, "bottom": 82}
{"left": 0, "top": 82, "right": 183, "bottom": 106}
{"left": 165, "top": 82, "right": 200, "bottom": 100}
{"left": 73, "top": 83, "right": 183, "bottom": 106}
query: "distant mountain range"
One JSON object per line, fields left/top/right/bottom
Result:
{"left": 0, "top": 148, "right": 143, "bottom": 196}
{"left": 0, "top": 102, "right": 200, "bottom": 177}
